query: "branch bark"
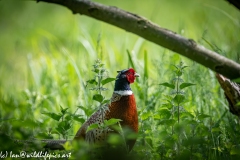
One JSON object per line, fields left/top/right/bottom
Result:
{"left": 37, "top": 0, "right": 240, "bottom": 80}
{"left": 226, "top": 0, "right": 240, "bottom": 10}
{"left": 216, "top": 74, "right": 240, "bottom": 117}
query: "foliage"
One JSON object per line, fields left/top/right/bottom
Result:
{"left": 83, "top": 59, "right": 121, "bottom": 134}
{"left": 0, "top": 0, "right": 240, "bottom": 159}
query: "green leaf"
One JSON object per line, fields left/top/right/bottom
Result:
{"left": 175, "top": 69, "right": 183, "bottom": 76}
{"left": 141, "top": 111, "right": 151, "bottom": 120}
{"left": 86, "top": 123, "right": 99, "bottom": 132}
{"left": 56, "top": 121, "right": 71, "bottom": 133}
{"left": 182, "top": 65, "right": 188, "bottom": 69}
{"left": 180, "top": 112, "right": 194, "bottom": 119}
{"left": 73, "top": 115, "right": 85, "bottom": 123}
{"left": 92, "top": 68, "right": 100, "bottom": 74}
{"left": 180, "top": 83, "right": 195, "bottom": 89}
{"left": 102, "top": 99, "right": 110, "bottom": 104}
{"left": 42, "top": 112, "right": 62, "bottom": 121}
{"left": 104, "top": 118, "right": 122, "bottom": 127}
{"left": 86, "top": 79, "right": 98, "bottom": 85}
{"left": 64, "top": 114, "right": 72, "bottom": 121}
{"left": 77, "top": 105, "right": 86, "bottom": 112}
{"left": 93, "top": 94, "right": 104, "bottom": 103}
{"left": 101, "top": 78, "right": 116, "bottom": 86}
{"left": 173, "top": 94, "right": 185, "bottom": 104}
{"left": 60, "top": 106, "right": 69, "bottom": 115}
{"left": 159, "top": 82, "right": 175, "bottom": 89}
{"left": 157, "top": 108, "right": 171, "bottom": 119}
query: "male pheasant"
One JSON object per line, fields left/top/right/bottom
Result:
{"left": 74, "top": 68, "right": 139, "bottom": 151}
{"left": 15, "top": 68, "right": 139, "bottom": 153}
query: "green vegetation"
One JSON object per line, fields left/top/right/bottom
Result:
{"left": 0, "top": 0, "right": 240, "bottom": 159}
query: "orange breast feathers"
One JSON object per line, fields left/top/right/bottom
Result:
{"left": 106, "top": 94, "right": 138, "bottom": 133}
{"left": 74, "top": 94, "right": 138, "bottom": 146}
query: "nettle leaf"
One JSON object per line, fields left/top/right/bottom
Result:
{"left": 92, "top": 68, "right": 100, "bottom": 73}
{"left": 104, "top": 118, "right": 122, "bottom": 127}
{"left": 56, "top": 121, "right": 72, "bottom": 132}
{"left": 159, "top": 82, "right": 175, "bottom": 89}
{"left": 64, "top": 114, "right": 72, "bottom": 121}
{"left": 141, "top": 111, "right": 151, "bottom": 120}
{"left": 180, "top": 83, "right": 195, "bottom": 89}
{"left": 86, "top": 123, "right": 99, "bottom": 132}
{"left": 157, "top": 108, "right": 171, "bottom": 119}
{"left": 102, "top": 99, "right": 110, "bottom": 105}
{"left": 173, "top": 94, "right": 185, "bottom": 104}
{"left": 86, "top": 79, "right": 98, "bottom": 85}
{"left": 73, "top": 115, "right": 85, "bottom": 123}
{"left": 93, "top": 94, "right": 104, "bottom": 103}
{"left": 42, "top": 112, "right": 62, "bottom": 121}
{"left": 60, "top": 106, "right": 69, "bottom": 115}
{"left": 101, "top": 78, "right": 116, "bottom": 86}
{"left": 182, "top": 65, "right": 188, "bottom": 69}
{"left": 175, "top": 69, "right": 183, "bottom": 76}
{"left": 180, "top": 112, "right": 194, "bottom": 119}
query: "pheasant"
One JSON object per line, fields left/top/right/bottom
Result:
{"left": 74, "top": 68, "right": 139, "bottom": 151}
{"left": 32, "top": 68, "right": 139, "bottom": 152}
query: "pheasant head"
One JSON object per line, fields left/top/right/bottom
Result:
{"left": 114, "top": 68, "right": 140, "bottom": 95}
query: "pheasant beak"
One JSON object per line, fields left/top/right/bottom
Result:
{"left": 134, "top": 73, "right": 140, "bottom": 77}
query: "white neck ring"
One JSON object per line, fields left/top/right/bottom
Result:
{"left": 114, "top": 90, "right": 133, "bottom": 96}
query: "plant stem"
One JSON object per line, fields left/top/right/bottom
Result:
{"left": 98, "top": 70, "right": 102, "bottom": 96}
{"left": 176, "top": 75, "right": 180, "bottom": 124}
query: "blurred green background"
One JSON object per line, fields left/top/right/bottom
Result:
{"left": 0, "top": 0, "right": 240, "bottom": 159}
{"left": 0, "top": 0, "right": 239, "bottom": 94}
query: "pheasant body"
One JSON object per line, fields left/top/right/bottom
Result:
{"left": 75, "top": 68, "right": 139, "bottom": 151}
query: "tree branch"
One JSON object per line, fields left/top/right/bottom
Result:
{"left": 226, "top": 0, "right": 240, "bottom": 10}
{"left": 37, "top": 0, "right": 240, "bottom": 80}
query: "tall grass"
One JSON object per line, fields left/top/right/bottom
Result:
{"left": 0, "top": 0, "right": 240, "bottom": 159}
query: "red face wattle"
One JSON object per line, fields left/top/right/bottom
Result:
{"left": 125, "top": 68, "right": 139, "bottom": 83}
